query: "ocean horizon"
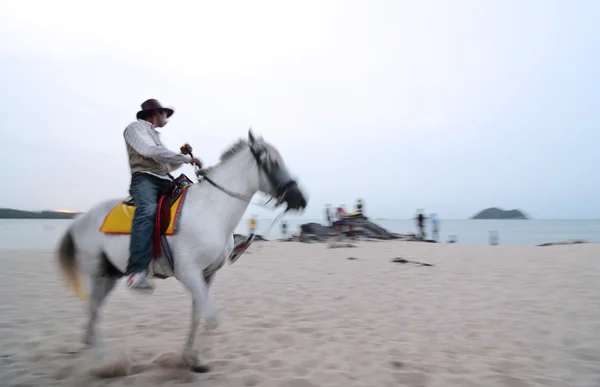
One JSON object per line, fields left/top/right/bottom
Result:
{"left": 0, "top": 218, "right": 597, "bottom": 250}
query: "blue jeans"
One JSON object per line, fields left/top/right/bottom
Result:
{"left": 126, "top": 172, "right": 172, "bottom": 275}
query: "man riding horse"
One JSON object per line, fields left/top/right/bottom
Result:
{"left": 124, "top": 99, "right": 202, "bottom": 292}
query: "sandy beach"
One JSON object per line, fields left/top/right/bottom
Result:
{"left": 1, "top": 240, "right": 599, "bottom": 386}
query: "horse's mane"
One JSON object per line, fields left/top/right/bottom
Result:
{"left": 197, "top": 138, "right": 248, "bottom": 176}
{"left": 219, "top": 138, "right": 248, "bottom": 162}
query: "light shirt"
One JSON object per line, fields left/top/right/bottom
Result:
{"left": 123, "top": 119, "right": 192, "bottom": 180}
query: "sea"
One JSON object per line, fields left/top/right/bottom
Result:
{"left": 0, "top": 218, "right": 598, "bottom": 250}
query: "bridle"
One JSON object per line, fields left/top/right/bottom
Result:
{"left": 190, "top": 143, "right": 298, "bottom": 209}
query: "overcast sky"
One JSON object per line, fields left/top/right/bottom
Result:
{"left": 0, "top": 0, "right": 598, "bottom": 219}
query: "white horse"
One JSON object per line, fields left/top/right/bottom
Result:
{"left": 56, "top": 130, "right": 307, "bottom": 372}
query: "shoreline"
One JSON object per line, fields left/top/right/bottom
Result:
{"left": 0, "top": 237, "right": 594, "bottom": 254}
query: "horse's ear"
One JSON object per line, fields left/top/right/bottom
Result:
{"left": 248, "top": 128, "right": 255, "bottom": 146}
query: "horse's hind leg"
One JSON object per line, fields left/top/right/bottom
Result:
{"left": 84, "top": 274, "right": 117, "bottom": 349}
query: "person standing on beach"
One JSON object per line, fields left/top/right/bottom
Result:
{"left": 325, "top": 204, "right": 332, "bottom": 227}
{"left": 330, "top": 206, "right": 344, "bottom": 237}
{"left": 249, "top": 215, "right": 257, "bottom": 235}
{"left": 489, "top": 230, "right": 499, "bottom": 245}
{"left": 430, "top": 213, "right": 439, "bottom": 241}
{"left": 415, "top": 210, "right": 426, "bottom": 239}
{"left": 355, "top": 198, "right": 365, "bottom": 215}
{"left": 124, "top": 99, "right": 202, "bottom": 292}
{"left": 337, "top": 206, "right": 347, "bottom": 234}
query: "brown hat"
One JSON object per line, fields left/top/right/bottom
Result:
{"left": 136, "top": 99, "right": 175, "bottom": 120}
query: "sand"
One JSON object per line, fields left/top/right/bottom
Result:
{"left": 1, "top": 241, "right": 599, "bottom": 387}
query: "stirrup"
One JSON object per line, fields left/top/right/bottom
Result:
{"left": 229, "top": 234, "right": 256, "bottom": 265}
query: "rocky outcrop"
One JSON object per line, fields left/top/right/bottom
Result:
{"left": 298, "top": 223, "right": 334, "bottom": 243}
{"left": 233, "top": 214, "right": 437, "bottom": 244}
{"left": 471, "top": 207, "right": 528, "bottom": 220}
{"left": 299, "top": 214, "right": 436, "bottom": 243}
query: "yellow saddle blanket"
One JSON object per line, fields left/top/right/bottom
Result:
{"left": 99, "top": 189, "right": 187, "bottom": 235}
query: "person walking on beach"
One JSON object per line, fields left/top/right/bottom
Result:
{"left": 249, "top": 215, "right": 257, "bottom": 235}
{"left": 124, "top": 99, "right": 202, "bottom": 292}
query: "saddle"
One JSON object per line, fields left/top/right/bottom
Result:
{"left": 124, "top": 174, "right": 194, "bottom": 234}
{"left": 99, "top": 173, "right": 194, "bottom": 277}
{"left": 99, "top": 173, "right": 194, "bottom": 239}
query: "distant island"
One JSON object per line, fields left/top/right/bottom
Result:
{"left": 0, "top": 208, "right": 80, "bottom": 219}
{"left": 470, "top": 207, "right": 529, "bottom": 220}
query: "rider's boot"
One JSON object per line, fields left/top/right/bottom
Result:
{"left": 127, "top": 270, "right": 155, "bottom": 293}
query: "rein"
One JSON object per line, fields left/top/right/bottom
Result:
{"left": 188, "top": 149, "right": 289, "bottom": 238}
{"left": 201, "top": 175, "right": 258, "bottom": 203}
{"left": 188, "top": 150, "right": 286, "bottom": 215}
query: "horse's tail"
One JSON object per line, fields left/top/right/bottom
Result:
{"left": 57, "top": 227, "right": 87, "bottom": 300}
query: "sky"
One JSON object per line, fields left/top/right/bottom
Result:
{"left": 0, "top": 0, "right": 598, "bottom": 220}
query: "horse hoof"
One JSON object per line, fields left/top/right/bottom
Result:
{"left": 83, "top": 336, "right": 94, "bottom": 347}
{"left": 205, "top": 316, "right": 219, "bottom": 330}
{"left": 192, "top": 364, "right": 211, "bottom": 373}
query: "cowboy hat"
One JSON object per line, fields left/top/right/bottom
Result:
{"left": 136, "top": 99, "right": 175, "bottom": 119}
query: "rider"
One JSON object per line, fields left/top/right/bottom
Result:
{"left": 123, "top": 99, "right": 202, "bottom": 292}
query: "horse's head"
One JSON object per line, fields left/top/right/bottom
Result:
{"left": 247, "top": 130, "right": 308, "bottom": 212}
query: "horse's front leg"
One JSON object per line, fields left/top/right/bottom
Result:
{"left": 203, "top": 273, "right": 220, "bottom": 330}
{"left": 178, "top": 272, "right": 211, "bottom": 373}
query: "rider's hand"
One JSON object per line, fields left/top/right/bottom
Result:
{"left": 190, "top": 157, "right": 203, "bottom": 168}
{"left": 180, "top": 143, "right": 193, "bottom": 155}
